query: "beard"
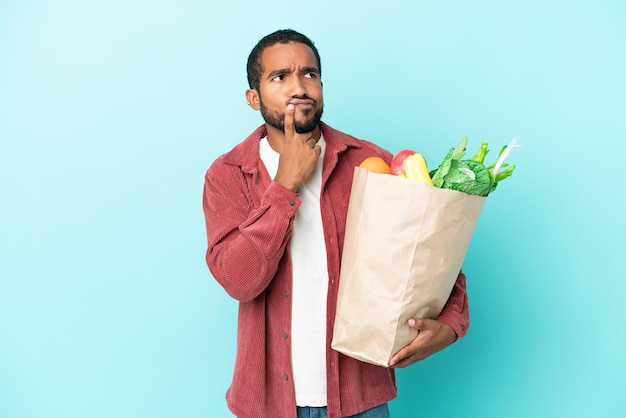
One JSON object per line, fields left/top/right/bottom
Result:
{"left": 259, "top": 96, "right": 324, "bottom": 134}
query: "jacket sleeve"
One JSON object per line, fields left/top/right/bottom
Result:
{"left": 202, "top": 163, "right": 300, "bottom": 302}
{"left": 436, "top": 270, "right": 470, "bottom": 339}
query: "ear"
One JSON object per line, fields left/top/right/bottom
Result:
{"left": 246, "top": 89, "right": 261, "bottom": 110}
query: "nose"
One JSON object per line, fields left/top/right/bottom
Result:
{"left": 290, "top": 75, "right": 306, "bottom": 97}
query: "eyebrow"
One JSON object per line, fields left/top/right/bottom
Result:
{"left": 267, "top": 66, "right": 320, "bottom": 80}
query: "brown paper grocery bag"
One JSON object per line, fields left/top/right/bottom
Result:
{"left": 331, "top": 167, "right": 485, "bottom": 366}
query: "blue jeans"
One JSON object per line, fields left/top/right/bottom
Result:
{"left": 296, "top": 403, "right": 390, "bottom": 418}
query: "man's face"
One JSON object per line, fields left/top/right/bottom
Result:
{"left": 252, "top": 42, "right": 323, "bottom": 134}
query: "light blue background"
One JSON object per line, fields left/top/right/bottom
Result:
{"left": 1, "top": 1, "right": 624, "bottom": 417}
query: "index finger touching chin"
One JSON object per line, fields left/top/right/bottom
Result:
{"left": 283, "top": 104, "right": 295, "bottom": 133}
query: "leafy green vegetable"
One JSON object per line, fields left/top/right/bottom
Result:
{"left": 430, "top": 137, "right": 519, "bottom": 197}
{"left": 430, "top": 148, "right": 454, "bottom": 188}
{"left": 440, "top": 160, "right": 492, "bottom": 196}
{"left": 451, "top": 136, "right": 467, "bottom": 160}
{"left": 469, "top": 141, "right": 489, "bottom": 164}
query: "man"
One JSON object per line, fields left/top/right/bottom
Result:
{"left": 202, "top": 29, "right": 469, "bottom": 418}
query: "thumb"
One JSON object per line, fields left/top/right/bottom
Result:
{"left": 408, "top": 318, "right": 426, "bottom": 330}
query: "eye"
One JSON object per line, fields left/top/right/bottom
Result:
{"left": 271, "top": 74, "right": 285, "bottom": 82}
{"left": 304, "top": 72, "right": 317, "bottom": 79}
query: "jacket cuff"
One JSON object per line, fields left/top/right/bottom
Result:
{"left": 436, "top": 310, "right": 469, "bottom": 340}
{"left": 265, "top": 181, "right": 301, "bottom": 214}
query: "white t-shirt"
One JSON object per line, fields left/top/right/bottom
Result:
{"left": 259, "top": 135, "right": 329, "bottom": 407}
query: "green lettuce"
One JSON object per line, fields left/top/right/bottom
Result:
{"left": 430, "top": 137, "right": 518, "bottom": 197}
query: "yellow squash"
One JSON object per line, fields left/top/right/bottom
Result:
{"left": 403, "top": 153, "right": 433, "bottom": 186}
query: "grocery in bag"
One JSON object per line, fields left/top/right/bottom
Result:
{"left": 331, "top": 137, "right": 519, "bottom": 366}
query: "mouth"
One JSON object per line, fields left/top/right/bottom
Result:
{"left": 288, "top": 98, "right": 315, "bottom": 109}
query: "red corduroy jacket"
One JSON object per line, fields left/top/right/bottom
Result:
{"left": 202, "top": 122, "right": 470, "bottom": 418}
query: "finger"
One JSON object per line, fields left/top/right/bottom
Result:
{"left": 408, "top": 318, "right": 425, "bottom": 330}
{"left": 391, "top": 353, "right": 420, "bottom": 369}
{"left": 389, "top": 349, "right": 408, "bottom": 368}
{"left": 389, "top": 320, "right": 423, "bottom": 367}
{"left": 389, "top": 339, "right": 419, "bottom": 367}
{"left": 284, "top": 104, "right": 295, "bottom": 136}
{"left": 313, "top": 144, "right": 322, "bottom": 156}
{"left": 390, "top": 346, "right": 423, "bottom": 368}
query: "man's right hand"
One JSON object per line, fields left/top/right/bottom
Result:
{"left": 273, "top": 104, "right": 321, "bottom": 192}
